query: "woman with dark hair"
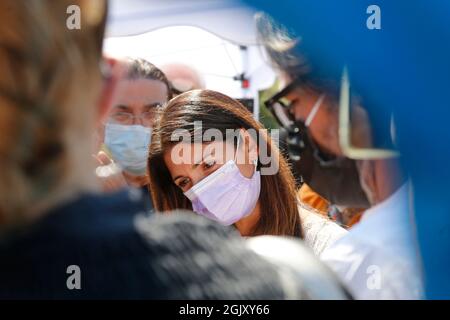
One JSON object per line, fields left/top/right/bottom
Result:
{"left": 148, "top": 89, "right": 346, "bottom": 254}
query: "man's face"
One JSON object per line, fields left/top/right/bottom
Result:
{"left": 280, "top": 74, "right": 342, "bottom": 156}
{"left": 106, "top": 78, "right": 168, "bottom": 128}
{"left": 95, "top": 77, "right": 168, "bottom": 150}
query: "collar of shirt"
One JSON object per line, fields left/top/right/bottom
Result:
{"left": 351, "top": 183, "right": 418, "bottom": 250}
{"left": 321, "top": 182, "right": 424, "bottom": 299}
{"left": 360, "top": 183, "right": 409, "bottom": 224}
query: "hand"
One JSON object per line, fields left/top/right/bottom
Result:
{"left": 94, "top": 151, "right": 128, "bottom": 193}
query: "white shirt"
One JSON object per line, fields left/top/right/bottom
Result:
{"left": 321, "top": 183, "right": 423, "bottom": 299}
{"left": 298, "top": 202, "right": 348, "bottom": 256}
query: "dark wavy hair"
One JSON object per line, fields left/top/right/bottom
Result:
{"left": 147, "top": 89, "right": 302, "bottom": 238}
{"left": 126, "top": 58, "right": 172, "bottom": 101}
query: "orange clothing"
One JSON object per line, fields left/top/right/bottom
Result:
{"left": 297, "top": 183, "right": 365, "bottom": 228}
{"left": 298, "top": 184, "right": 329, "bottom": 216}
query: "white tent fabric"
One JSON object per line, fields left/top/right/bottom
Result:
{"left": 106, "top": 0, "right": 260, "bottom": 45}
{"left": 105, "top": 0, "right": 277, "bottom": 118}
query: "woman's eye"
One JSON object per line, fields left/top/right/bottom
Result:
{"left": 178, "top": 178, "right": 190, "bottom": 188}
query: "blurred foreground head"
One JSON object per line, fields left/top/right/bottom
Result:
{"left": 0, "top": 1, "right": 352, "bottom": 299}
{"left": 0, "top": 0, "right": 109, "bottom": 226}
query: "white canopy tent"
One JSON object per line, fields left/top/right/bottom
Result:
{"left": 104, "top": 0, "right": 277, "bottom": 119}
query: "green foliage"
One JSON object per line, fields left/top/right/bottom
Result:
{"left": 258, "top": 79, "right": 280, "bottom": 130}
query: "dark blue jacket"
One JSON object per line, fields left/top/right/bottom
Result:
{"left": 0, "top": 190, "right": 292, "bottom": 299}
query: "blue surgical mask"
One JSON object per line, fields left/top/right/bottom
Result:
{"left": 104, "top": 123, "right": 151, "bottom": 176}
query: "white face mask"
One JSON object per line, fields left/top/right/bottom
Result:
{"left": 305, "top": 94, "right": 326, "bottom": 127}
{"left": 183, "top": 135, "right": 261, "bottom": 226}
{"left": 104, "top": 123, "right": 151, "bottom": 176}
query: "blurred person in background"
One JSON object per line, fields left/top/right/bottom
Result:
{"left": 256, "top": 12, "right": 423, "bottom": 299}
{"left": 94, "top": 57, "right": 172, "bottom": 214}
{"left": 148, "top": 89, "right": 347, "bottom": 256}
{"left": 257, "top": 13, "right": 371, "bottom": 218}
{"left": 0, "top": 0, "right": 349, "bottom": 299}
{"left": 160, "top": 63, "right": 205, "bottom": 97}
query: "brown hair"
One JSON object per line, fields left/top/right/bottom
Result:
{"left": 148, "top": 89, "right": 302, "bottom": 237}
{"left": 126, "top": 58, "right": 172, "bottom": 101}
{"left": 0, "top": 0, "right": 107, "bottom": 226}
{"left": 255, "top": 12, "right": 340, "bottom": 98}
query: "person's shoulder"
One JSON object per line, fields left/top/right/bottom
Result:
{"left": 321, "top": 237, "right": 422, "bottom": 299}
{"left": 320, "top": 217, "right": 424, "bottom": 299}
{"left": 132, "top": 211, "right": 292, "bottom": 299}
{"left": 321, "top": 212, "right": 390, "bottom": 259}
{"left": 320, "top": 219, "right": 382, "bottom": 265}
{"left": 134, "top": 212, "right": 350, "bottom": 300}
{"left": 0, "top": 198, "right": 301, "bottom": 299}
{"left": 297, "top": 202, "right": 347, "bottom": 255}
{"left": 0, "top": 190, "right": 157, "bottom": 298}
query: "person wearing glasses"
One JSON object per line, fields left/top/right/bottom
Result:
{"left": 94, "top": 58, "right": 172, "bottom": 213}
{"left": 257, "top": 20, "right": 371, "bottom": 214}
{"left": 256, "top": 13, "right": 423, "bottom": 299}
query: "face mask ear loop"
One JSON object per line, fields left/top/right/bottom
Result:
{"left": 305, "top": 94, "right": 326, "bottom": 127}
{"left": 235, "top": 130, "right": 257, "bottom": 173}
{"left": 234, "top": 131, "right": 242, "bottom": 163}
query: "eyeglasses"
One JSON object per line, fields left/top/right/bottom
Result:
{"left": 338, "top": 68, "right": 399, "bottom": 159}
{"left": 264, "top": 77, "right": 305, "bottom": 130}
{"left": 266, "top": 70, "right": 400, "bottom": 160}
{"left": 106, "top": 108, "right": 160, "bottom": 127}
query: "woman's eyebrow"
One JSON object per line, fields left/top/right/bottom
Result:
{"left": 113, "top": 104, "right": 132, "bottom": 112}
